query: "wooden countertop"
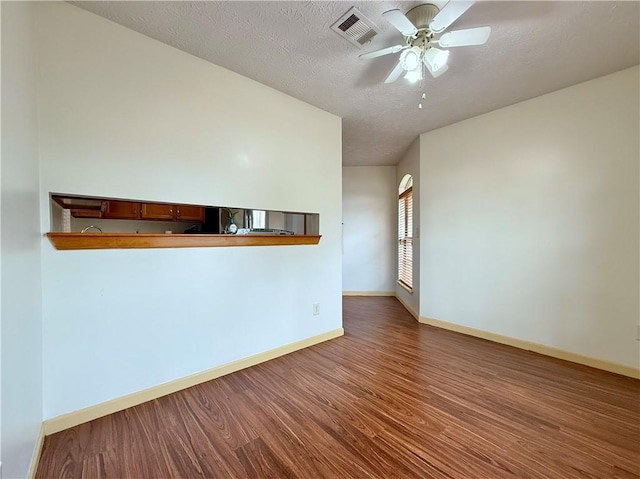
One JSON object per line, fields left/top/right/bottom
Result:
{"left": 46, "top": 233, "right": 321, "bottom": 250}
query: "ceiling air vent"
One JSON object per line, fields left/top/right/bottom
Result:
{"left": 330, "top": 7, "right": 379, "bottom": 48}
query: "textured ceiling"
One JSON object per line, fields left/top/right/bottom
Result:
{"left": 71, "top": 1, "right": 640, "bottom": 166}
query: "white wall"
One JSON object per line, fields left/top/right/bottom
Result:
{"left": 1, "top": 2, "right": 43, "bottom": 477}
{"left": 342, "top": 167, "right": 396, "bottom": 293}
{"left": 420, "top": 66, "right": 639, "bottom": 369}
{"left": 396, "top": 139, "right": 420, "bottom": 316}
{"left": 36, "top": 3, "right": 342, "bottom": 419}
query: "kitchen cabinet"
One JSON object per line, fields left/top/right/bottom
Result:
{"left": 52, "top": 195, "right": 104, "bottom": 219}
{"left": 104, "top": 201, "right": 140, "bottom": 219}
{"left": 175, "top": 205, "right": 205, "bottom": 221}
{"left": 70, "top": 209, "right": 102, "bottom": 219}
{"left": 141, "top": 203, "right": 204, "bottom": 222}
{"left": 141, "top": 203, "right": 174, "bottom": 220}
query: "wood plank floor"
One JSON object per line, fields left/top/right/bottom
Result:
{"left": 37, "top": 297, "right": 640, "bottom": 478}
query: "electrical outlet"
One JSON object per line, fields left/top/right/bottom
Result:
{"left": 636, "top": 325, "right": 640, "bottom": 341}
{"left": 313, "top": 303, "right": 320, "bottom": 316}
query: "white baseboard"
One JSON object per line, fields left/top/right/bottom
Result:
{"left": 44, "top": 328, "right": 344, "bottom": 435}
{"left": 394, "top": 294, "right": 418, "bottom": 320}
{"left": 27, "top": 423, "right": 45, "bottom": 479}
{"left": 342, "top": 291, "right": 395, "bottom": 296}
{"left": 420, "top": 316, "right": 640, "bottom": 379}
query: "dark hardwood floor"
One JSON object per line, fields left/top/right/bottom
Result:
{"left": 37, "top": 297, "right": 640, "bottom": 478}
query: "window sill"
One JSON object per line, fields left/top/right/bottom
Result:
{"left": 397, "top": 280, "right": 413, "bottom": 294}
{"left": 45, "top": 233, "right": 321, "bottom": 250}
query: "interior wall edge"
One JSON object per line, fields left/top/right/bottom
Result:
{"left": 420, "top": 316, "right": 640, "bottom": 379}
{"left": 42, "top": 328, "right": 344, "bottom": 435}
{"left": 395, "top": 294, "right": 418, "bottom": 320}
{"left": 26, "top": 424, "right": 45, "bottom": 479}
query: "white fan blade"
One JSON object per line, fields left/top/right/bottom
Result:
{"left": 423, "top": 56, "right": 449, "bottom": 78}
{"left": 429, "top": 1, "right": 475, "bottom": 33}
{"left": 382, "top": 9, "right": 418, "bottom": 37}
{"left": 384, "top": 61, "right": 405, "bottom": 83}
{"left": 359, "top": 45, "right": 407, "bottom": 60}
{"left": 438, "top": 26, "right": 491, "bottom": 47}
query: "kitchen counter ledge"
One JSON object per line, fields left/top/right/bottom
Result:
{"left": 46, "top": 233, "right": 322, "bottom": 250}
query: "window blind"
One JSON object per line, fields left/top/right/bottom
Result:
{"left": 398, "top": 187, "right": 413, "bottom": 290}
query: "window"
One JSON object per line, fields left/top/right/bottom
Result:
{"left": 398, "top": 175, "right": 413, "bottom": 291}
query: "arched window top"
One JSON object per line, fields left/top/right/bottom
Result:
{"left": 399, "top": 174, "right": 413, "bottom": 195}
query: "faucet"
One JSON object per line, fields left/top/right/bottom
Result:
{"left": 81, "top": 225, "right": 103, "bottom": 233}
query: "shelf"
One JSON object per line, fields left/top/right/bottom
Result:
{"left": 46, "top": 233, "right": 322, "bottom": 250}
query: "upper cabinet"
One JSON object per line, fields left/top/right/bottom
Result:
{"left": 59, "top": 197, "right": 206, "bottom": 223}
{"left": 174, "top": 205, "right": 205, "bottom": 221}
{"left": 141, "top": 203, "right": 204, "bottom": 222}
{"left": 141, "top": 203, "right": 173, "bottom": 220}
{"left": 104, "top": 201, "right": 141, "bottom": 219}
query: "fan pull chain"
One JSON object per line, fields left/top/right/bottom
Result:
{"left": 418, "top": 68, "right": 425, "bottom": 110}
{"left": 418, "top": 92, "right": 426, "bottom": 110}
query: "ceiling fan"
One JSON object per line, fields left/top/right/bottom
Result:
{"left": 360, "top": 1, "right": 491, "bottom": 83}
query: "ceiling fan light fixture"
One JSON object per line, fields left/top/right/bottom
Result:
{"left": 399, "top": 46, "right": 422, "bottom": 71}
{"left": 404, "top": 66, "right": 423, "bottom": 83}
{"left": 424, "top": 47, "right": 450, "bottom": 73}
